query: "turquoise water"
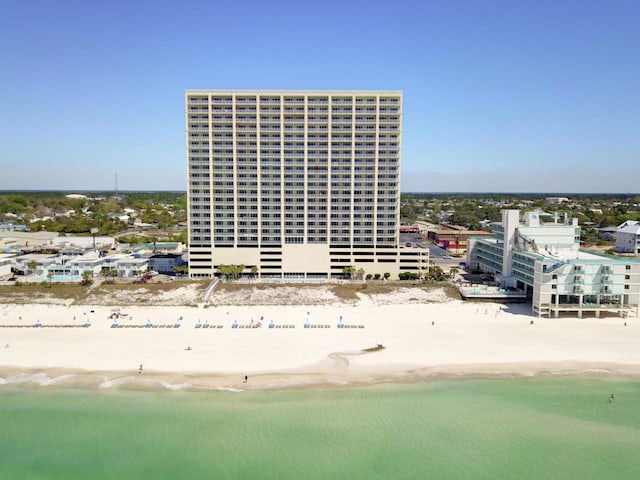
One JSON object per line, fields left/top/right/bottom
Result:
{"left": 1, "top": 376, "right": 639, "bottom": 479}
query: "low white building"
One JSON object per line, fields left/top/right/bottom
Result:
{"left": 99, "top": 254, "right": 148, "bottom": 278}
{"left": 115, "top": 257, "right": 149, "bottom": 278}
{"left": 545, "top": 197, "right": 570, "bottom": 204}
{"left": 0, "top": 255, "right": 15, "bottom": 277}
{"left": 66, "top": 258, "right": 105, "bottom": 277}
{"left": 615, "top": 221, "right": 640, "bottom": 254}
{"left": 13, "top": 253, "right": 59, "bottom": 276}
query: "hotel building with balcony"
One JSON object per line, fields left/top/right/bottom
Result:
{"left": 185, "top": 90, "right": 427, "bottom": 281}
{"left": 466, "top": 210, "right": 640, "bottom": 318}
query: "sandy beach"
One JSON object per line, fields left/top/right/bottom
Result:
{"left": 1, "top": 285, "right": 639, "bottom": 390}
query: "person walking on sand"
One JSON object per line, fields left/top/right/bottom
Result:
{"left": 138, "top": 364, "right": 143, "bottom": 374}
{"left": 243, "top": 375, "right": 248, "bottom": 383}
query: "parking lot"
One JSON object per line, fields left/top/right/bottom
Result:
{"left": 399, "top": 233, "right": 464, "bottom": 270}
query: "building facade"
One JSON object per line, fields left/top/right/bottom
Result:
{"left": 467, "top": 210, "right": 640, "bottom": 318}
{"left": 186, "top": 90, "right": 426, "bottom": 280}
{"left": 615, "top": 221, "right": 640, "bottom": 254}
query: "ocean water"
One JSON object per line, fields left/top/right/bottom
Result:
{"left": 1, "top": 376, "right": 639, "bottom": 479}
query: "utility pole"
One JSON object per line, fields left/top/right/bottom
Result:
{"left": 91, "top": 228, "right": 98, "bottom": 249}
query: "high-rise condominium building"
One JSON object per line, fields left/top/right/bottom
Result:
{"left": 186, "top": 90, "right": 426, "bottom": 280}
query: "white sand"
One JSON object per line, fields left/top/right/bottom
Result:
{"left": 1, "top": 290, "right": 639, "bottom": 390}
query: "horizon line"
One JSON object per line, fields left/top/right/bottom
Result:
{"left": 0, "top": 189, "right": 639, "bottom": 196}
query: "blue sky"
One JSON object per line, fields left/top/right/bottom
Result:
{"left": 0, "top": 0, "right": 638, "bottom": 193}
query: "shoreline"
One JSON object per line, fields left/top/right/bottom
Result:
{"left": 3, "top": 360, "right": 640, "bottom": 393}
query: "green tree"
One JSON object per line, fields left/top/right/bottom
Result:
{"left": 173, "top": 265, "right": 188, "bottom": 277}
{"left": 217, "top": 264, "right": 245, "bottom": 279}
{"left": 342, "top": 265, "right": 355, "bottom": 279}
{"left": 399, "top": 272, "right": 420, "bottom": 280}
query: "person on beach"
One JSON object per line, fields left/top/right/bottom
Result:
{"left": 139, "top": 364, "right": 143, "bottom": 374}
{"left": 243, "top": 375, "right": 248, "bottom": 383}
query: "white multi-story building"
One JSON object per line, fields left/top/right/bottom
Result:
{"left": 186, "top": 90, "right": 426, "bottom": 280}
{"left": 615, "top": 221, "right": 640, "bottom": 254}
{"left": 467, "top": 210, "right": 640, "bottom": 318}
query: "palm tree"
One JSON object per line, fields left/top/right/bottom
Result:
{"left": 81, "top": 270, "right": 93, "bottom": 286}
{"left": 27, "top": 260, "right": 38, "bottom": 277}
{"left": 100, "top": 267, "right": 110, "bottom": 282}
{"left": 109, "top": 269, "right": 118, "bottom": 283}
{"left": 449, "top": 267, "right": 460, "bottom": 280}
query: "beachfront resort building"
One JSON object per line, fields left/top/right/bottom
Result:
{"left": 186, "top": 90, "right": 427, "bottom": 280}
{"left": 465, "top": 210, "right": 640, "bottom": 318}
{"left": 615, "top": 221, "right": 640, "bottom": 254}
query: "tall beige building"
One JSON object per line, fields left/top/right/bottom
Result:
{"left": 186, "top": 90, "right": 426, "bottom": 280}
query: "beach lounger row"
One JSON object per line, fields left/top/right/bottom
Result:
{"left": 232, "top": 324, "right": 262, "bottom": 329}
{"left": 338, "top": 324, "right": 365, "bottom": 329}
{"left": 268, "top": 324, "right": 295, "bottom": 329}
{"left": 195, "top": 324, "right": 224, "bottom": 329}
{"left": 110, "top": 324, "right": 181, "bottom": 329}
{"left": 304, "top": 324, "right": 331, "bottom": 329}
{"left": 0, "top": 324, "right": 91, "bottom": 328}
